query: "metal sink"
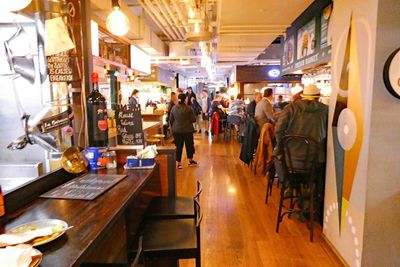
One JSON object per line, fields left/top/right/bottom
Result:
{"left": 0, "top": 163, "right": 43, "bottom": 194}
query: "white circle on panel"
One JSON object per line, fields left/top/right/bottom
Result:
{"left": 389, "top": 50, "right": 400, "bottom": 96}
{"left": 337, "top": 108, "right": 357, "bottom": 150}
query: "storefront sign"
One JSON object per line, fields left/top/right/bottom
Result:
{"left": 268, "top": 69, "right": 281, "bottom": 78}
{"left": 281, "top": 1, "right": 333, "bottom": 75}
{"left": 116, "top": 106, "right": 144, "bottom": 146}
{"left": 40, "top": 108, "right": 72, "bottom": 133}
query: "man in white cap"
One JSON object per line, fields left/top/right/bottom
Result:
{"left": 273, "top": 84, "right": 328, "bottom": 158}
{"left": 272, "top": 84, "right": 328, "bottom": 222}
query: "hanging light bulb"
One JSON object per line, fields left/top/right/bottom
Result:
{"left": 194, "top": 23, "right": 200, "bottom": 33}
{"left": 188, "top": 7, "right": 195, "bottom": 19}
{"left": 4, "top": 0, "right": 32, "bottom": 12}
{"left": 106, "top": 0, "right": 130, "bottom": 36}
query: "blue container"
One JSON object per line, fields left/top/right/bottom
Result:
{"left": 140, "top": 158, "right": 154, "bottom": 167}
{"left": 85, "top": 147, "right": 107, "bottom": 169}
{"left": 126, "top": 156, "right": 139, "bottom": 167}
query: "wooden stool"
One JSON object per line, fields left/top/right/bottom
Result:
{"left": 145, "top": 180, "right": 202, "bottom": 219}
{"left": 139, "top": 199, "right": 202, "bottom": 267}
{"left": 151, "top": 134, "right": 165, "bottom": 145}
{"left": 146, "top": 138, "right": 160, "bottom": 146}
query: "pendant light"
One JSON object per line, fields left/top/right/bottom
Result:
{"left": 4, "top": 0, "right": 32, "bottom": 12}
{"left": 106, "top": 0, "right": 130, "bottom": 36}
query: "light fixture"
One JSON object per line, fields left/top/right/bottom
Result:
{"left": 194, "top": 23, "right": 200, "bottom": 33}
{"left": 106, "top": 0, "right": 130, "bottom": 36}
{"left": 4, "top": 0, "right": 32, "bottom": 12}
{"left": 188, "top": 7, "right": 195, "bottom": 19}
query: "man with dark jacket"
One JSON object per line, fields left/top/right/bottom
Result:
{"left": 273, "top": 84, "right": 328, "bottom": 223}
{"left": 246, "top": 92, "right": 262, "bottom": 117}
{"left": 273, "top": 84, "right": 328, "bottom": 162}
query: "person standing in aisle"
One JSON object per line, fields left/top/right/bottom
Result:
{"left": 129, "top": 89, "right": 139, "bottom": 107}
{"left": 170, "top": 93, "right": 198, "bottom": 169}
{"left": 201, "top": 89, "right": 211, "bottom": 134}
{"left": 255, "top": 88, "right": 274, "bottom": 130}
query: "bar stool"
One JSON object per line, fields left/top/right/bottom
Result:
{"left": 140, "top": 199, "right": 202, "bottom": 267}
{"left": 145, "top": 180, "right": 202, "bottom": 219}
{"left": 275, "top": 134, "right": 319, "bottom": 242}
{"left": 145, "top": 138, "right": 160, "bottom": 146}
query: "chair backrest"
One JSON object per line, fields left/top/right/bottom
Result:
{"left": 130, "top": 236, "right": 143, "bottom": 267}
{"left": 194, "top": 179, "right": 203, "bottom": 201}
{"left": 281, "top": 135, "right": 319, "bottom": 181}
{"left": 194, "top": 198, "right": 202, "bottom": 254}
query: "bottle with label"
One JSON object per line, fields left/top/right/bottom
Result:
{"left": 87, "top": 72, "right": 108, "bottom": 147}
{"left": 0, "top": 185, "right": 5, "bottom": 234}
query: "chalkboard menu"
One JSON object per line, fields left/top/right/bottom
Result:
{"left": 115, "top": 105, "right": 144, "bottom": 146}
{"left": 47, "top": 51, "right": 79, "bottom": 82}
{"left": 40, "top": 174, "right": 127, "bottom": 200}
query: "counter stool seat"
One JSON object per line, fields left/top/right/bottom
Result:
{"left": 145, "top": 180, "right": 202, "bottom": 219}
{"left": 151, "top": 134, "right": 166, "bottom": 145}
{"left": 139, "top": 199, "right": 202, "bottom": 267}
{"left": 151, "top": 134, "right": 165, "bottom": 139}
{"left": 145, "top": 138, "right": 160, "bottom": 146}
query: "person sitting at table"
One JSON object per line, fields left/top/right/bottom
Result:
{"left": 228, "top": 93, "right": 246, "bottom": 130}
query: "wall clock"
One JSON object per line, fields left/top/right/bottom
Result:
{"left": 383, "top": 48, "right": 400, "bottom": 99}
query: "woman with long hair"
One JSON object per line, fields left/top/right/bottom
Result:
{"left": 170, "top": 93, "right": 198, "bottom": 169}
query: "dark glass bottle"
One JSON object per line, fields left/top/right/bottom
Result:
{"left": 87, "top": 72, "right": 108, "bottom": 147}
{"left": 0, "top": 185, "right": 5, "bottom": 234}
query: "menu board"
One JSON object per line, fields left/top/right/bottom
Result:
{"left": 281, "top": 1, "right": 333, "bottom": 75}
{"left": 115, "top": 106, "right": 144, "bottom": 146}
{"left": 47, "top": 51, "right": 79, "bottom": 82}
{"left": 297, "top": 18, "right": 316, "bottom": 60}
{"left": 40, "top": 174, "right": 127, "bottom": 200}
{"left": 320, "top": 4, "right": 332, "bottom": 49}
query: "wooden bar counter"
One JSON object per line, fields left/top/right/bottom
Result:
{"left": 4, "top": 165, "right": 162, "bottom": 267}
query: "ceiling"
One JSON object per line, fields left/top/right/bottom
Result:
{"left": 92, "top": 0, "right": 314, "bottom": 82}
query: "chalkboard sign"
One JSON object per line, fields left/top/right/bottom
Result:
{"left": 40, "top": 174, "right": 127, "bottom": 200}
{"left": 115, "top": 105, "right": 144, "bottom": 146}
{"left": 47, "top": 51, "right": 79, "bottom": 82}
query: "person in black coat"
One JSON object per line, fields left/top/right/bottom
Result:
{"left": 170, "top": 93, "right": 198, "bottom": 169}
{"left": 246, "top": 92, "right": 262, "bottom": 117}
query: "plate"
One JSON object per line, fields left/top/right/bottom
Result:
{"left": 29, "top": 248, "right": 42, "bottom": 267}
{"left": 7, "top": 219, "right": 68, "bottom": 246}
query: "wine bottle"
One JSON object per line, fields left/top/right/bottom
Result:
{"left": 87, "top": 72, "right": 108, "bottom": 147}
{"left": 0, "top": 185, "right": 5, "bottom": 234}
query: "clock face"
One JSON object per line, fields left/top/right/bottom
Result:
{"left": 383, "top": 48, "right": 400, "bottom": 99}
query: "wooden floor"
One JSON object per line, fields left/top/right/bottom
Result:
{"left": 176, "top": 133, "right": 343, "bottom": 267}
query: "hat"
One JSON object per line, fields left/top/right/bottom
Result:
{"left": 301, "top": 84, "right": 320, "bottom": 98}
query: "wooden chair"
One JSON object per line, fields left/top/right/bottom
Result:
{"left": 275, "top": 135, "right": 319, "bottom": 242}
{"left": 140, "top": 199, "right": 202, "bottom": 267}
{"left": 145, "top": 180, "right": 202, "bottom": 219}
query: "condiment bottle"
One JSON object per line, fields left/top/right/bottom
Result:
{"left": 87, "top": 72, "right": 108, "bottom": 147}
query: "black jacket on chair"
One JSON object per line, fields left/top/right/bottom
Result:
{"left": 240, "top": 118, "right": 259, "bottom": 165}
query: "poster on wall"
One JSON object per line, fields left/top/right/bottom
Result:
{"left": 321, "top": 4, "right": 333, "bottom": 49}
{"left": 283, "top": 35, "right": 295, "bottom": 66}
{"left": 297, "top": 18, "right": 316, "bottom": 60}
